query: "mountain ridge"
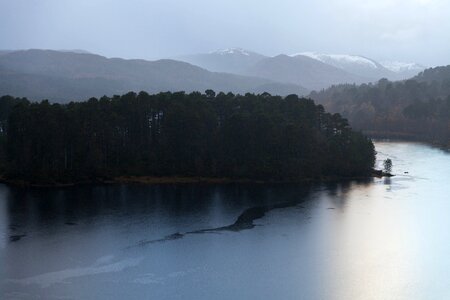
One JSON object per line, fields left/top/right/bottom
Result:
{"left": 176, "top": 47, "right": 267, "bottom": 74}
{"left": 0, "top": 49, "right": 308, "bottom": 102}
{"left": 177, "top": 48, "right": 426, "bottom": 90}
{"left": 243, "top": 54, "right": 369, "bottom": 90}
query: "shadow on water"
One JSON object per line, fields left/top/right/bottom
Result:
{"left": 131, "top": 179, "right": 374, "bottom": 247}
{"left": 133, "top": 200, "right": 301, "bottom": 246}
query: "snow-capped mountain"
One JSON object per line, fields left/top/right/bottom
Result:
{"left": 291, "top": 52, "right": 395, "bottom": 80}
{"left": 176, "top": 48, "right": 267, "bottom": 74}
{"left": 293, "top": 52, "right": 379, "bottom": 69}
{"left": 291, "top": 52, "right": 426, "bottom": 80}
{"left": 243, "top": 54, "right": 368, "bottom": 91}
{"left": 380, "top": 61, "right": 426, "bottom": 79}
{"left": 175, "top": 48, "right": 427, "bottom": 91}
{"left": 212, "top": 48, "right": 253, "bottom": 56}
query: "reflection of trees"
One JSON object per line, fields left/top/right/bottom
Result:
{"left": 324, "top": 178, "right": 374, "bottom": 210}
{"left": 4, "top": 184, "right": 317, "bottom": 233}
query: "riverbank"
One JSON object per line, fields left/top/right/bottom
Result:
{"left": 0, "top": 170, "right": 392, "bottom": 188}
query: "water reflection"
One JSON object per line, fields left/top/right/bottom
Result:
{"left": 1, "top": 142, "right": 449, "bottom": 299}
{"left": 4, "top": 183, "right": 319, "bottom": 245}
{"left": 0, "top": 189, "right": 7, "bottom": 250}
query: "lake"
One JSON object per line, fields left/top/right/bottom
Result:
{"left": 1, "top": 141, "right": 449, "bottom": 299}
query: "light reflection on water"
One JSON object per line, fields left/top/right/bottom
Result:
{"left": 0, "top": 141, "right": 449, "bottom": 299}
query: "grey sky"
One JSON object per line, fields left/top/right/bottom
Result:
{"left": 0, "top": 0, "right": 449, "bottom": 66}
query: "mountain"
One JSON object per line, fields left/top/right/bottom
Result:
{"left": 411, "top": 65, "right": 450, "bottom": 84}
{"left": 57, "top": 49, "right": 92, "bottom": 54}
{"left": 176, "top": 48, "right": 267, "bottom": 74}
{"left": 0, "top": 50, "right": 308, "bottom": 102}
{"left": 292, "top": 52, "right": 426, "bottom": 81}
{"left": 176, "top": 49, "right": 426, "bottom": 90}
{"left": 243, "top": 54, "right": 368, "bottom": 91}
{"left": 0, "top": 50, "right": 14, "bottom": 56}
{"left": 381, "top": 61, "right": 427, "bottom": 79}
{"left": 293, "top": 52, "right": 395, "bottom": 80}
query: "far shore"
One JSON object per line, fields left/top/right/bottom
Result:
{"left": 365, "top": 131, "right": 449, "bottom": 149}
{"left": 0, "top": 170, "right": 392, "bottom": 188}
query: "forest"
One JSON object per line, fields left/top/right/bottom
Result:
{"left": 311, "top": 67, "right": 450, "bottom": 146}
{"left": 0, "top": 92, "right": 375, "bottom": 184}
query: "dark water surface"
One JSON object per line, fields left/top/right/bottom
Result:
{"left": 1, "top": 142, "right": 449, "bottom": 299}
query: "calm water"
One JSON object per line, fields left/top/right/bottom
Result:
{"left": 0, "top": 141, "right": 449, "bottom": 300}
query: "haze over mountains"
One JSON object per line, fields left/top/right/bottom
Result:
{"left": 177, "top": 48, "right": 266, "bottom": 74}
{"left": 178, "top": 48, "right": 427, "bottom": 90}
{"left": 243, "top": 54, "right": 366, "bottom": 91}
{"left": 0, "top": 48, "right": 427, "bottom": 102}
{"left": 293, "top": 52, "right": 394, "bottom": 81}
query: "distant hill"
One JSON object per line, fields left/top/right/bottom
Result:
{"left": 177, "top": 49, "right": 426, "bottom": 91}
{"left": 0, "top": 50, "right": 14, "bottom": 56}
{"left": 176, "top": 48, "right": 267, "bottom": 74}
{"left": 0, "top": 49, "right": 428, "bottom": 102}
{"left": 294, "top": 52, "right": 426, "bottom": 81}
{"left": 413, "top": 65, "right": 450, "bottom": 85}
{"left": 57, "top": 49, "right": 92, "bottom": 54}
{"left": 243, "top": 54, "right": 368, "bottom": 91}
{"left": 381, "top": 61, "right": 427, "bottom": 80}
{"left": 293, "top": 52, "right": 395, "bottom": 80}
{"left": 310, "top": 66, "right": 450, "bottom": 145}
{"left": 0, "top": 50, "right": 307, "bottom": 102}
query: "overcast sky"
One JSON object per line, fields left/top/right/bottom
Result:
{"left": 1, "top": 0, "right": 449, "bottom": 66}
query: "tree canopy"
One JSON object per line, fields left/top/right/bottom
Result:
{"left": 311, "top": 76, "right": 450, "bottom": 146}
{"left": 0, "top": 92, "right": 375, "bottom": 184}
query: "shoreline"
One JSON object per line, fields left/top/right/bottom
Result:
{"left": 364, "top": 131, "right": 449, "bottom": 149}
{"left": 0, "top": 170, "right": 392, "bottom": 188}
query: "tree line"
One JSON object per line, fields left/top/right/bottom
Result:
{"left": 0, "top": 91, "right": 375, "bottom": 184}
{"left": 311, "top": 77, "right": 450, "bottom": 146}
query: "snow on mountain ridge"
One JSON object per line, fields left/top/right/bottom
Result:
{"left": 292, "top": 52, "right": 379, "bottom": 69}
{"left": 211, "top": 48, "right": 251, "bottom": 56}
{"left": 381, "top": 61, "right": 426, "bottom": 73}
